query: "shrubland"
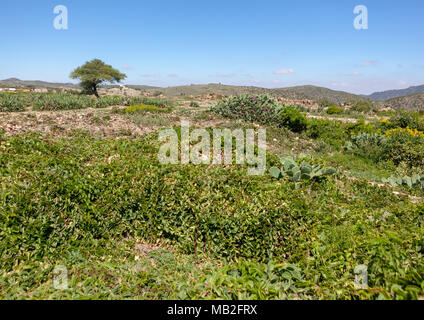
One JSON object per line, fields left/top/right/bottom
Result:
{"left": 0, "top": 92, "right": 171, "bottom": 112}
{"left": 211, "top": 94, "right": 307, "bottom": 132}
{"left": 1, "top": 93, "right": 423, "bottom": 300}
{"left": 1, "top": 130, "right": 423, "bottom": 299}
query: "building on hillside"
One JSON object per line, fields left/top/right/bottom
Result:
{"left": 33, "top": 88, "right": 49, "bottom": 93}
{"left": 0, "top": 88, "right": 33, "bottom": 93}
{"left": 0, "top": 88, "right": 17, "bottom": 92}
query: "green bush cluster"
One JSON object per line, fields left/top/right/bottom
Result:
{"left": 270, "top": 156, "right": 336, "bottom": 186}
{"left": 32, "top": 93, "right": 97, "bottom": 110}
{"left": 346, "top": 132, "right": 387, "bottom": 162}
{"left": 326, "top": 105, "right": 344, "bottom": 115}
{"left": 0, "top": 93, "right": 28, "bottom": 112}
{"left": 211, "top": 94, "right": 307, "bottom": 132}
{"left": 95, "top": 95, "right": 126, "bottom": 108}
{"left": 0, "top": 92, "right": 171, "bottom": 112}
{"left": 126, "top": 97, "right": 170, "bottom": 109}
{"left": 306, "top": 119, "right": 347, "bottom": 148}
{"left": 280, "top": 106, "right": 308, "bottom": 132}
{"left": 350, "top": 99, "right": 375, "bottom": 113}
{"left": 382, "top": 128, "right": 424, "bottom": 167}
{"left": 306, "top": 118, "right": 377, "bottom": 149}
{"left": 1, "top": 133, "right": 423, "bottom": 299}
{"left": 348, "top": 129, "right": 424, "bottom": 168}
{"left": 382, "top": 174, "right": 424, "bottom": 189}
{"left": 317, "top": 98, "right": 337, "bottom": 109}
{"left": 211, "top": 94, "right": 282, "bottom": 124}
{"left": 183, "top": 261, "right": 309, "bottom": 299}
{"left": 0, "top": 134, "right": 310, "bottom": 268}
{"left": 124, "top": 104, "right": 172, "bottom": 113}
{"left": 382, "top": 110, "right": 424, "bottom": 131}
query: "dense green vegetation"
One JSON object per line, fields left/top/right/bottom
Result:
{"left": 0, "top": 92, "right": 171, "bottom": 112}
{"left": 122, "top": 104, "right": 172, "bottom": 114}
{"left": 1, "top": 93, "right": 424, "bottom": 300}
{"left": 211, "top": 94, "right": 308, "bottom": 132}
{"left": 1, "top": 129, "right": 423, "bottom": 299}
{"left": 326, "top": 105, "right": 344, "bottom": 115}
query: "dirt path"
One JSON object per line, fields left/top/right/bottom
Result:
{"left": 306, "top": 114, "right": 379, "bottom": 123}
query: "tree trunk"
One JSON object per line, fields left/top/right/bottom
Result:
{"left": 93, "top": 85, "right": 99, "bottom": 98}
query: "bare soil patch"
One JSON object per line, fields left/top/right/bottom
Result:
{"left": 0, "top": 106, "right": 180, "bottom": 138}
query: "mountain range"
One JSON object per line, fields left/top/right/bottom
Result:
{"left": 363, "top": 84, "right": 424, "bottom": 101}
{"left": 2, "top": 78, "right": 424, "bottom": 110}
{"left": 0, "top": 78, "right": 76, "bottom": 89}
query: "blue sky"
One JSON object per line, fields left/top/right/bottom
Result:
{"left": 0, "top": 0, "right": 423, "bottom": 94}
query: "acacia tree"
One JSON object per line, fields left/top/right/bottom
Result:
{"left": 70, "top": 59, "right": 126, "bottom": 97}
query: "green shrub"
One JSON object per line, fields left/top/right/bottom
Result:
{"left": 190, "top": 101, "right": 200, "bottom": 108}
{"left": 382, "top": 174, "right": 424, "bottom": 189}
{"left": 270, "top": 156, "right": 336, "bottom": 186}
{"left": 184, "top": 261, "right": 309, "bottom": 299}
{"left": 0, "top": 93, "right": 27, "bottom": 112}
{"left": 306, "top": 118, "right": 378, "bottom": 150}
{"left": 317, "top": 98, "right": 336, "bottom": 109}
{"left": 211, "top": 94, "right": 282, "bottom": 125}
{"left": 32, "top": 93, "right": 96, "bottom": 111}
{"left": 96, "top": 95, "right": 125, "bottom": 108}
{"left": 351, "top": 99, "right": 374, "bottom": 113}
{"left": 382, "top": 128, "right": 424, "bottom": 167}
{"left": 306, "top": 119, "right": 347, "bottom": 148}
{"left": 388, "top": 110, "right": 424, "bottom": 131}
{"left": 1, "top": 92, "right": 134, "bottom": 112}
{"left": 124, "top": 104, "right": 171, "bottom": 113}
{"left": 345, "top": 118, "right": 376, "bottom": 136}
{"left": 126, "top": 97, "right": 170, "bottom": 108}
{"left": 347, "top": 132, "right": 387, "bottom": 162}
{"left": 211, "top": 94, "right": 307, "bottom": 132}
{"left": 349, "top": 128, "right": 424, "bottom": 168}
{"left": 326, "top": 105, "right": 343, "bottom": 115}
{"left": 280, "top": 106, "right": 307, "bottom": 132}
{"left": 1, "top": 134, "right": 423, "bottom": 299}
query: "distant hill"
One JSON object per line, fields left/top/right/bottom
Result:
{"left": 136, "top": 83, "right": 267, "bottom": 97}
{"left": 0, "top": 78, "right": 76, "bottom": 89}
{"left": 0, "top": 78, "right": 367, "bottom": 104}
{"left": 129, "top": 83, "right": 365, "bottom": 104}
{"left": 268, "top": 85, "right": 363, "bottom": 104}
{"left": 381, "top": 93, "right": 424, "bottom": 111}
{"left": 124, "top": 85, "right": 160, "bottom": 91}
{"left": 366, "top": 84, "right": 424, "bottom": 101}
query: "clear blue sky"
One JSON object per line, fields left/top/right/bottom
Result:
{"left": 1, "top": 0, "right": 423, "bottom": 94}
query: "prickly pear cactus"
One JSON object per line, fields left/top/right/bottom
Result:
{"left": 269, "top": 156, "right": 336, "bottom": 183}
{"left": 382, "top": 174, "right": 424, "bottom": 189}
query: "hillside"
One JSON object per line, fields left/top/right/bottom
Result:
{"left": 366, "top": 84, "right": 424, "bottom": 101}
{"left": 1, "top": 79, "right": 366, "bottom": 103}
{"left": 130, "top": 83, "right": 365, "bottom": 104}
{"left": 0, "top": 78, "right": 76, "bottom": 89}
{"left": 269, "top": 85, "right": 364, "bottom": 104}
{"left": 1, "top": 92, "right": 424, "bottom": 299}
{"left": 381, "top": 92, "right": 424, "bottom": 111}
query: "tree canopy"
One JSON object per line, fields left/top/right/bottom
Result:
{"left": 70, "top": 59, "right": 126, "bottom": 97}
